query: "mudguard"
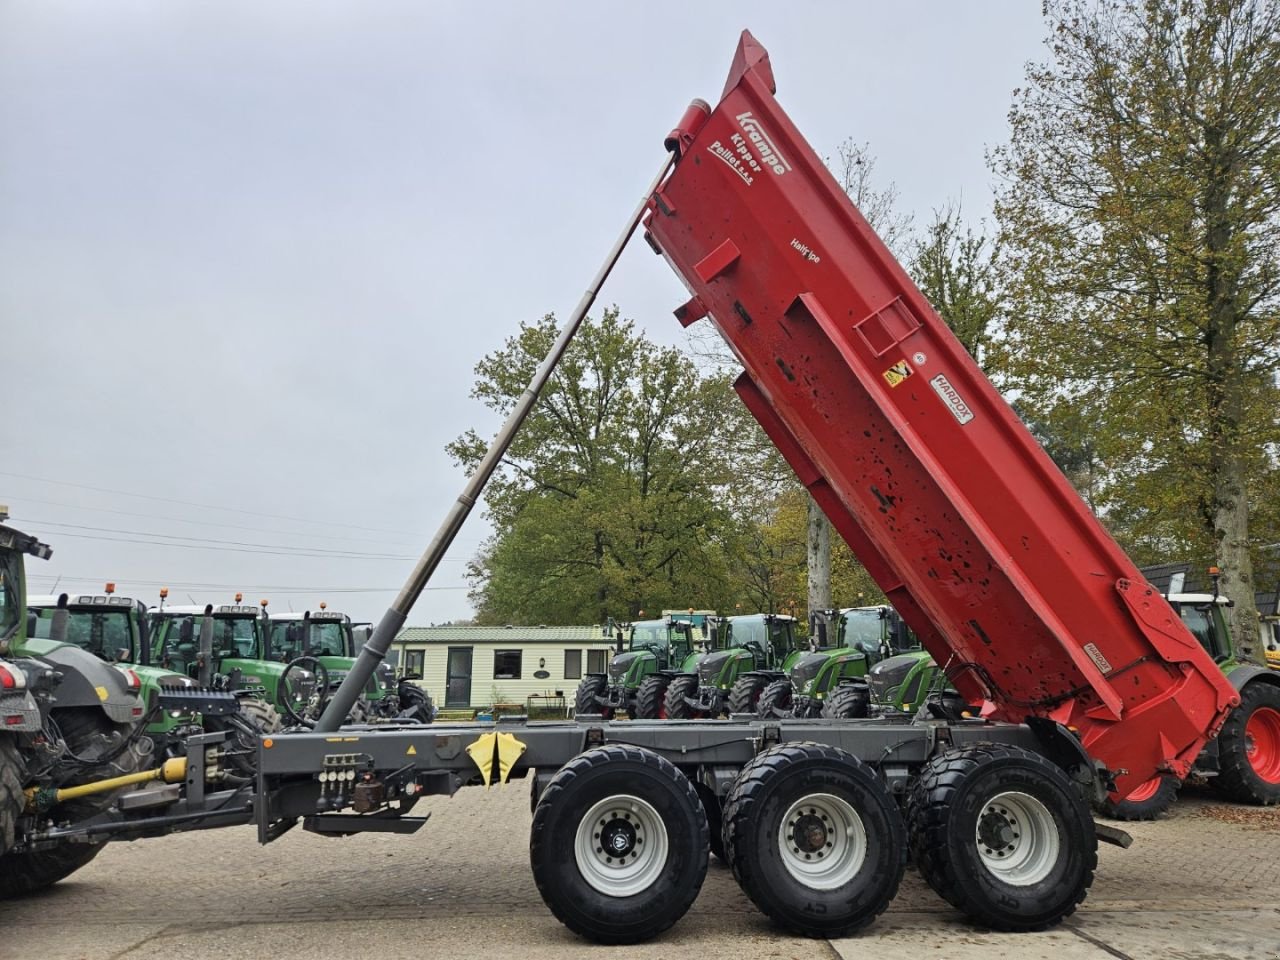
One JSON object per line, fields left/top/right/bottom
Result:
{"left": 21, "top": 641, "right": 142, "bottom": 724}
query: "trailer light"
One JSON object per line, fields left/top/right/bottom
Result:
{"left": 0, "top": 664, "right": 22, "bottom": 689}
{"left": 118, "top": 668, "right": 142, "bottom": 691}
{"left": 131, "top": 707, "right": 143, "bottom": 717}
{"left": 262, "top": 738, "right": 274, "bottom": 749}
{"left": 5, "top": 716, "right": 23, "bottom": 726}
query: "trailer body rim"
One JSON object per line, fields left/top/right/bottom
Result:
{"left": 573, "top": 794, "right": 669, "bottom": 897}
{"left": 975, "top": 790, "right": 1059, "bottom": 886}
{"left": 1247, "top": 706, "right": 1280, "bottom": 783}
{"left": 776, "top": 791, "right": 867, "bottom": 890}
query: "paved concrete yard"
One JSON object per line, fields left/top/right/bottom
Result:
{"left": 2, "top": 780, "right": 1277, "bottom": 960}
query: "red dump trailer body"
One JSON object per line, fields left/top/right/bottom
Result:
{"left": 643, "top": 31, "right": 1238, "bottom": 799}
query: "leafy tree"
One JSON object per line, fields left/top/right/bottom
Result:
{"left": 992, "top": 0, "right": 1280, "bottom": 649}
{"left": 449, "top": 309, "right": 752, "bottom": 625}
{"left": 911, "top": 204, "right": 1001, "bottom": 368}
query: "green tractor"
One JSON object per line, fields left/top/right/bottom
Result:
{"left": 574, "top": 616, "right": 698, "bottom": 719}
{"left": 753, "top": 606, "right": 912, "bottom": 719}
{"left": 26, "top": 587, "right": 278, "bottom": 758}
{"left": 0, "top": 511, "right": 158, "bottom": 896}
{"left": 666, "top": 613, "right": 799, "bottom": 718}
{"left": 267, "top": 607, "right": 433, "bottom": 722}
{"left": 149, "top": 599, "right": 318, "bottom": 725}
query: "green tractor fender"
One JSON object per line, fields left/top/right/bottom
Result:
{"left": 1223, "top": 662, "right": 1280, "bottom": 693}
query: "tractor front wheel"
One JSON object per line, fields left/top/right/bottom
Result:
{"left": 756, "top": 679, "right": 794, "bottom": 719}
{"left": 727, "top": 676, "right": 770, "bottom": 716}
{"left": 633, "top": 676, "right": 671, "bottom": 720}
{"left": 530, "top": 745, "right": 708, "bottom": 943}
{"left": 574, "top": 676, "right": 613, "bottom": 719}
{"left": 1214, "top": 681, "right": 1280, "bottom": 805}
{"left": 662, "top": 675, "right": 701, "bottom": 720}
{"left": 821, "top": 682, "right": 870, "bottom": 720}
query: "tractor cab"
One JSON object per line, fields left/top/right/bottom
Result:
{"left": 626, "top": 617, "right": 695, "bottom": 669}
{"left": 671, "top": 613, "right": 799, "bottom": 719}
{"left": 835, "top": 606, "right": 918, "bottom": 662}
{"left": 268, "top": 608, "right": 397, "bottom": 710}
{"left": 27, "top": 589, "right": 148, "bottom": 665}
{"left": 147, "top": 598, "right": 312, "bottom": 717}
{"left": 1166, "top": 593, "right": 1236, "bottom": 667}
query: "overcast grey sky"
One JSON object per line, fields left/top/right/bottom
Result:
{"left": 0, "top": 1, "right": 1047, "bottom": 626}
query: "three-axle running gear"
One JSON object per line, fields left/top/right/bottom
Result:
{"left": 527, "top": 740, "right": 1094, "bottom": 941}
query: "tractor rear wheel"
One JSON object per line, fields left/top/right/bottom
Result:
{"left": 574, "top": 676, "right": 612, "bottom": 719}
{"left": 0, "top": 708, "right": 142, "bottom": 897}
{"left": 530, "top": 744, "right": 708, "bottom": 943}
{"left": 1213, "top": 681, "right": 1280, "bottom": 805}
{"left": 662, "top": 675, "right": 700, "bottom": 720}
{"left": 722, "top": 741, "right": 906, "bottom": 937}
{"left": 633, "top": 676, "right": 671, "bottom": 720}
{"left": 204, "top": 695, "right": 282, "bottom": 776}
{"left": 907, "top": 743, "right": 1096, "bottom": 931}
{"left": 727, "top": 676, "right": 770, "bottom": 716}
{"left": 397, "top": 681, "right": 435, "bottom": 722}
{"left": 1097, "top": 775, "right": 1179, "bottom": 821}
{"left": 0, "top": 736, "right": 23, "bottom": 856}
{"left": 756, "top": 679, "right": 794, "bottom": 719}
{"left": 822, "top": 682, "right": 870, "bottom": 720}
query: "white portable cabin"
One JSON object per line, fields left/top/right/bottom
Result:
{"left": 391, "top": 624, "right": 619, "bottom": 712}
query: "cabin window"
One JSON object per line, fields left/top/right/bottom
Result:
{"left": 493, "top": 649, "right": 522, "bottom": 680}
{"left": 587, "top": 649, "right": 608, "bottom": 674}
{"left": 564, "top": 649, "right": 582, "bottom": 679}
{"left": 403, "top": 650, "right": 424, "bottom": 678}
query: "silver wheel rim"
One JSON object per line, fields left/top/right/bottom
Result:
{"left": 573, "top": 794, "right": 669, "bottom": 897}
{"left": 975, "top": 790, "right": 1060, "bottom": 886}
{"left": 776, "top": 792, "right": 867, "bottom": 890}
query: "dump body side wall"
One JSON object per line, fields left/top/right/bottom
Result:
{"left": 642, "top": 32, "right": 1236, "bottom": 795}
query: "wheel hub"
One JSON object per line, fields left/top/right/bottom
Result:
{"left": 977, "top": 806, "right": 1019, "bottom": 857}
{"left": 600, "top": 817, "right": 638, "bottom": 858}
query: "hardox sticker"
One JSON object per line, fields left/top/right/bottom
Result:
{"left": 929, "top": 374, "right": 975, "bottom": 424}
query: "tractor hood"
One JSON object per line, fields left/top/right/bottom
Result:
{"left": 789, "top": 651, "right": 828, "bottom": 692}
{"left": 608, "top": 651, "right": 646, "bottom": 683}
{"left": 697, "top": 649, "right": 742, "bottom": 686}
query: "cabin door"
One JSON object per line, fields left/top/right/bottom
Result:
{"left": 446, "top": 646, "right": 473, "bottom": 707}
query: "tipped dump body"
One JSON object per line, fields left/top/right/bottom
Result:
{"left": 643, "top": 30, "right": 1237, "bottom": 797}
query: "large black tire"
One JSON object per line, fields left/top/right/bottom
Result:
{"left": 727, "top": 676, "right": 770, "bottom": 716}
{"left": 530, "top": 744, "right": 708, "bottom": 944}
{"left": 0, "top": 736, "right": 24, "bottom": 855}
{"left": 1212, "top": 681, "right": 1280, "bottom": 805}
{"left": 722, "top": 741, "right": 906, "bottom": 937}
{"left": 907, "top": 743, "right": 1096, "bottom": 931}
{"left": 821, "top": 682, "right": 870, "bottom": 720}
{"left": 662, "top": 674, "right": 700, "bottom": 720}
{"left": 1097, "top": 775, "right": 1179, "bottom": 821}
{"left": 633, "top": 676, "right": 671, "bottom": 720}
{"left": 238, "top": 696, "right": 284, "bottom": 735}
{"left": 756, "top": 679, "right": 794, "bottom": 719}
{"left": 574, "top": 676, "right": 612, "bottom": 719}
{"left": 397, "top": 681, "right": 435, "bottom": 722}
{"left": 204, "top": 695, "right": 282, "bottom": 776}
{"left": 0, "top": 708, "right": 142, "bottom": 898}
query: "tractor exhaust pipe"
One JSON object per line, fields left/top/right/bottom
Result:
{"left": 314, "top": 155, "right": 675, "bottom": 731}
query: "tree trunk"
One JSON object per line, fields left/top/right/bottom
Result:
{"left": 806, "top": 496, "right": 831, "bottom": 618}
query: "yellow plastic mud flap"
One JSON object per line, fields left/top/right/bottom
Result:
{"left": 466, "top": 732, "right": 497, "bottom": 788}
{"left": 465, "top": 731, "right": 528, "bottom": 788}
{"left": 495, "top": 732, "right": 527, "bottom": 784}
